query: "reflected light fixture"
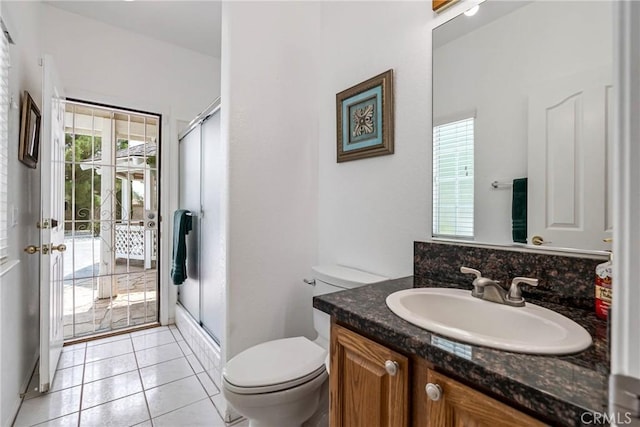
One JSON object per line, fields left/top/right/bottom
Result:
{"left": 464, "top": 5, "right": 480, "bottom": 16}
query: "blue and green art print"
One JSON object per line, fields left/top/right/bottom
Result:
{"left": 342, "top": 85, "right": 383, "bottom": 152}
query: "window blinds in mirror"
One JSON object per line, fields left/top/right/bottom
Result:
{"left": 433, "top": 117, "right": 474, "bottom": 239}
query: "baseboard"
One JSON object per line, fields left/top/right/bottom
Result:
{"left": 174, "top": 304, "right": 241, "bottom": 423}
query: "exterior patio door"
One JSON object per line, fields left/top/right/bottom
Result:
{"left": 39, "top": 55, "right": 66, "bottom": 392}
{"left": 62, "top": 100, "right": 161, "bottom": 340}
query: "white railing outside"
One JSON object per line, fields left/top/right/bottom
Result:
{"left": 115, "top": 224, "right": 156, "bottom": 264}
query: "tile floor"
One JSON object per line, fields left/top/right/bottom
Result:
{"left": 14, "top": 326, "right": 247, "bottom": 427}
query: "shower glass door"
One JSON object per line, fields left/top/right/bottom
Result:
{"left": 177, "top": 102, "right": 224, "bottom": 345}
{"left": 177, "top": 125, "right": 201, "bottom": 321}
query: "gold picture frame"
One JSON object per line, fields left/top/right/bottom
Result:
{"left": 336, "top": 69, "right": 394, "bottom": 163}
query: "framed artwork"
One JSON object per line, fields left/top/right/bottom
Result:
{"left": 432, "top": 0, "right": 458, "bottom": 12}
{"left": 336, "top": 69, "right": 394, "bottom": 163}
{"left": 19, "top": 91, "right": 41, "bottom": 169}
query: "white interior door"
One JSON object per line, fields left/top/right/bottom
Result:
{"left": 528, "top": 67, "right": 613, "bottom": 251}
{"left": 39, "top": 55, "right": 66, "bottom": 392}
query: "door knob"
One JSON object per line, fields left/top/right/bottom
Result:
{"left": 384, "top": 360, "right": 399, "bottom": 376}
{"left": 51, "top": 244, "right": 67, "bottom": 253}
{"left": 531, "top": 235, "right": 551, "bottom": 246}
{"left": 425, "top": 383, "right": 443, "bottom": 401}
{"left": 24, "top": 245, "right": 40, "bottom": 255}
{"left": 25, "top": 244, "right": 57, "bottom": 255}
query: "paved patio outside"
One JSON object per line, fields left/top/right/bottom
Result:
{"left": 63, "top": 235, "right": 157, "bottom": 339}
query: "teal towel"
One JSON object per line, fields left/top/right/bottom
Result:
{"left": 171, "top": 210, "right": 193, "bottom": 285}
{"left": 512, "top": 178, "right": 528, "bottom": 244}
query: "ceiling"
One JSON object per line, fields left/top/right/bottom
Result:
{"left": 433, "top": 1, "right": 533, "bottom": 49}
{"left": 45, "top": 1, "right": 222, "bottom": 58}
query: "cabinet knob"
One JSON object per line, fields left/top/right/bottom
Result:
{"left": 384, "top": 360, "right": 399, "bottom": 376}
{"left": 425, "top": 383, "right": 443, "bottom": 401}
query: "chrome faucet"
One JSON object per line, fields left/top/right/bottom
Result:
{"left": 460, "top": 266, "right": 538, "bottom": 307}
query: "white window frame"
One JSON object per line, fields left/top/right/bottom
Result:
{"left": 0, "top": 18, "right": 11, "bottom": 267}
{"left": 432, "top": 113, "right": 475, "bottom": 240}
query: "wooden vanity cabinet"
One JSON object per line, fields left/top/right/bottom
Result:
{"left": 418, "top": 366, "right": 546, "bottom": 427}
{"left": 330, "top": 322, "right": 545, "bottom": 427}
{"left": 330, "top": 323, "right": 409, "bottom": 427}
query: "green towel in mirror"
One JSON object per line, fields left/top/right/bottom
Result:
{"left": 512, "top": 178, "right": 527, "bottom": 244}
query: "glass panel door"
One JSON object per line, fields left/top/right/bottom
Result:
{"left": 177, "top": 126, "right": 201, "bottom": 321}
{"left": 63, "top": 101, "right": 160, "bottom": 339}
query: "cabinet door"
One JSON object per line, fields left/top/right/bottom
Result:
{"left": 330, "top": 323, "right": 409, "bottom": 427}
{"left": 425, "top": 369, "right": 546, "bottom": 427}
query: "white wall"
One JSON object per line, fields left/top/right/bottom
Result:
{"left": 220, "top": 1, "right": 439, "bottom": 360}
{"left": 0, "top": 2, "right": 43, "bottom": 424}
{"left": 434, "top": 1, "right": 612, "bottom": 245}
{"left": 221, "top": 1, "right": 320, "bottom": 358}
{"left": 317, "top": 2, "right": 432, "bottom": 279}
{"left": 611, "top": 0, "right": 640, "bottom": 386}
{"left": 39, "top": 3, "right": 220, "bottom": 123}
{"left": 0, "top": 2, "right": 220, "bottom": 422}
{"left": 37, "top": 3, "right": 221, "bottom": 324}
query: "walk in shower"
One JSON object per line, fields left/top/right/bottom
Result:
{"left": 177, "top": 99, "right": 224, "bottom": 344}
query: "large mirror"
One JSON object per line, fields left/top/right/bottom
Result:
{"left": 432, "top": 0, "right": 613, "bottom": 252}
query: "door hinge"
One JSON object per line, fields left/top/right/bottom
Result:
{"left": 610, "top": 374, "right": 640, "bottom": 423}
{"left": 38, "top": 57, "right": 43, "bottom": 67}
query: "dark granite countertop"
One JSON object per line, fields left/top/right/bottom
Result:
{"left": 313, "top": 276, "right": 609, "bottom": 427}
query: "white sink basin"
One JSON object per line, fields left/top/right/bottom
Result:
{"left": 385, "top": 288, "right": 592, "bottom": 355}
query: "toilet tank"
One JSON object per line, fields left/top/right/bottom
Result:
{"left": 312, "top": 265, "right": 387, "bottom": 349}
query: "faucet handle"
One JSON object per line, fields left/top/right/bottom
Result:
{"left": 507, "top": 277, "right": 539, "bottom": 303}
{"left": 460, "top": 266, "right": 482, "bottom": 278}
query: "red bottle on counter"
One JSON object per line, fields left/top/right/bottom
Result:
{"left": 595, "top": 255, "right": 612, "bottom": 320}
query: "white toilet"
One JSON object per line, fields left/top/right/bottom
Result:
{"left": 222, "top": 265, "right": 387, "bottom": 427}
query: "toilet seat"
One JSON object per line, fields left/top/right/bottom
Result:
{"left": 224, "top": 365, "right": 326, "bottom": 394}
{"left": 223, "top": 337, "right": 327, "bottom": 395}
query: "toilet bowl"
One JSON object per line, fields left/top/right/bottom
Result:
{"left": 222, "top": 265, "right": 387, "bottom": 427}
{"left": 223, "top": 337, "right": 327, "bottom": 427}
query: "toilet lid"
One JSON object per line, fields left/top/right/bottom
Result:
{"left": 223, "top": 337, "right": 327, "bottom": 388}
